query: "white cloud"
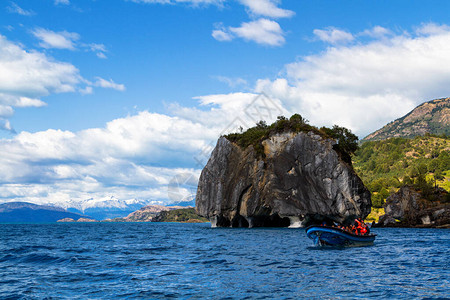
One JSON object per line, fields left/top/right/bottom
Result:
{"left": 0, "top": 119, "right": 13, "bottom": 132}
{"left": 94, "top": 77, "right": 126, "bottom": 91}
{"left": 13, "top": 97, "right": 47, "bottom": 108}
{"left": 213, "top": 18, "right": 285, "bottom": 46}
{"left": 88, "top": 43, "right": 108, "bottom": 58}
{"left": 55, "top": 0, "right": 70, "bottom": 5}
{"left": 255, "top": 23, "right": 450, "bottom": 137}
{"left": 231, "top": 19, "right": 285, "bottom": 46}
{"left": 7, "top": 2, "right": 34, "bottom": 16}
{"left": 212, "top": 26, "right": 233, "bottom": 41}
{"left": 32, "top": 28, "right": 108, "bottom": 58}
{"left": 32, "top": 28, "right": 80, "bottom": 50}
{"left": 238, "top": 0, "right": 294, "bottom": 19}
{"left": 0, "top": 34, "right": 81, "bottom": 112}
{"left": 0, "top": 34, "right": 123, "bottom": 131}
{"left": 313, "top": 27, "right": 354, "bottom": 44}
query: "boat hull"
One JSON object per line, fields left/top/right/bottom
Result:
{"left": 306, "top": 226, "right": 376, "bottom": 247}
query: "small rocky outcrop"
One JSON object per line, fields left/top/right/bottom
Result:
{"left": 76, "top": 218, "right": 97, "bottom": 222}
{"left": 196, "top": 131, "right": 371, "bottom": 228}
{"left": 57, "top": 217, "right": 97, "bottom": 222}
{"left": 377, "top": 186, "right": 450, "bottom": 228}
{"left": 57, "top": 218, "right": 76, "bottom": 222}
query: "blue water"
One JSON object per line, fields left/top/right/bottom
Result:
{"left": 0, "top": 223, "right": 449, "bottom": 299}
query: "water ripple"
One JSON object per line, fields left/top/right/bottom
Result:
{"left": 0, "top": 224, "right": 449, "bottom": 299}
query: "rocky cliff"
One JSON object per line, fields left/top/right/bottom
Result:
{"left": 377, "top": 186, "right": 450, "bottom": 228}
{"left": 196, "top": 131, "right": 371, "bottom": 228}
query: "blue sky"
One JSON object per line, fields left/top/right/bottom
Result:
{"left": 1, "top": 0, "right": 450, "bottom": 209}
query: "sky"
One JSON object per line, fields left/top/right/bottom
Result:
{"left": 1, "top": 0, "right": 450, "bottom": 207}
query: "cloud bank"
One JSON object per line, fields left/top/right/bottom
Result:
{"left": 0, "top": 93, "right": 285, "bottom": 207}
{"left": 256, "top": 23, "right": 450, "bottom": 136}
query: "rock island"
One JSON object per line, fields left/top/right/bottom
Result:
{"left": 196, "top": 115, "right": 372, "bottom": 228}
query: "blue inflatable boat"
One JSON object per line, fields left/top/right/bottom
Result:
{"left": 306, "top": 225, "right": 376, "bottom": 247}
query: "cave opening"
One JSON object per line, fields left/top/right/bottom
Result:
{"left": 264, "top": 214, "right": 291, "bottom": 227}
{"left": 228, "top": 214, "right": 290, "bottom": 228}
{"left": 215, "top": 215, "right": 231, "bottom": 227}
{"left": 231, "top": 215, "right": 250, "bottom": 228}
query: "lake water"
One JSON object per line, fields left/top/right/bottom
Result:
{"left": 0, "top": 223, "right": 449, "bottom": 299}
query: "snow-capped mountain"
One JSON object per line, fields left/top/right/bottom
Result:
{"left": 0, "top": 195, "right": 190, "bottom": 221}
{"left": 45, "top": 197, "right": 163, "bottom": 220}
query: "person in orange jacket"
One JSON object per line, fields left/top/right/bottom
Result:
{"left": 355, "top": 218, "right": 364, "bottom": 235}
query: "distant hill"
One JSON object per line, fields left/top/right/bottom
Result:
{"left": 364, "top": 97, "right": 450, "bottom": 141}
{"left": 0, "top": 202, "right": 93, "bottom": 223}
{"left": 106, "top": 205, "right": 187, "bottom": 222}
{"left": 152, "top": 208, "right": 208, "bottom": 223}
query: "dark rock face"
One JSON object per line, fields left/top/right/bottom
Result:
{"left": 196, "top": 132, "right": 371, "bottom": 227}
{"left": 377, "top": 186, "right": 450, "bottom": 228}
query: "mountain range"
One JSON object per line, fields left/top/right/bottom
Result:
{"left": 363, "top": 97, "right": 449, "bottom": 141}
{"left": 0, "top": 202, "right": 92, "bottom": 223}
{"left": 48, "top": 197, "right": 194, "bottom": 220}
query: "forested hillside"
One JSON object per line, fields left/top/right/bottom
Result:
{"left": 353, "top": 135, "right": 450, "bottom": 207}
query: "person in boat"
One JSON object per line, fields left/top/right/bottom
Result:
{"left": 354, "top": 218, "right": 369, "bottom": 235}
{"left": 355, "top": 218, "right": 363, "bottom": 235}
